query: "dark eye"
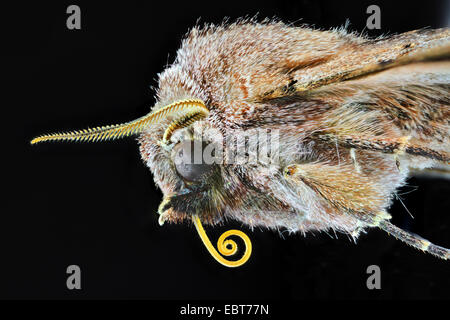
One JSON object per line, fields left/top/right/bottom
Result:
{"left": 173, "top": 140, "right": 214, "bottom": 182}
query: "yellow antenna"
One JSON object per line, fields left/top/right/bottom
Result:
{"left": 30, "top": 99, "right": 208, "bottom": 145}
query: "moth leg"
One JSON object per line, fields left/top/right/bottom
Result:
{"left": 284, "top": 162, "right": 450, "bottom": 259}
{"left": 157, "top": 197, "right": 172, "bottom": 225}
{"left": 318, "top": 133, "right": 450, "bottom": 163}
{"left": 409, "top": 164, "right": 450, "bottom": 179}
{"left": 283, "top": 162, "right": 388, "bottom": 217}
{"left": 360, "top": 215, "right": 450, "bottom": 260}
{"left": 392, "top": 136, "right": 410, "bottom": 172}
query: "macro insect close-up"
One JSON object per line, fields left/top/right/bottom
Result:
{"left": 4, "top": 0, "right": 450, "bottom": 301}
{"left": 31, "top": 18, "right": 450, "bottom": 261}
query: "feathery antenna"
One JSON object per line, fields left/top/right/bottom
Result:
{"left": 30, "top": 99, "right": 208, "bottom": 145}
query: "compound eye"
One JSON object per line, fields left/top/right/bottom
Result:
{"left": 173, "top": 140, "right": 214, "bottom": 182}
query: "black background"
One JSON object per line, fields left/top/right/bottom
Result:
{"left": 2, "top": 0, "right": 450, "bottom": 300}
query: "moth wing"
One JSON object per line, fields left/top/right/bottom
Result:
{"left": 258, "top": 28, "right": 450, "bottom": 100}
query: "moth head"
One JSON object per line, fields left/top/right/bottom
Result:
{"left": 30, "top": 98, "right": 236, "bottom": 226}
{"left": 138, "top": 103, "right": 231, "bottom": 225}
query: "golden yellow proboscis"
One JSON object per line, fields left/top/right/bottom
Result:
{"left": 192, "top": 215, "right": 252, "bottom": 267}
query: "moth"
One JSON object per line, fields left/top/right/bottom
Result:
{"left": 32, "top": 19, "right": 450, "bottom": 265}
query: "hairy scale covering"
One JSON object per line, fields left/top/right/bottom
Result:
{"left": 139, "top": 19, "right": 449, "bottom": 237}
